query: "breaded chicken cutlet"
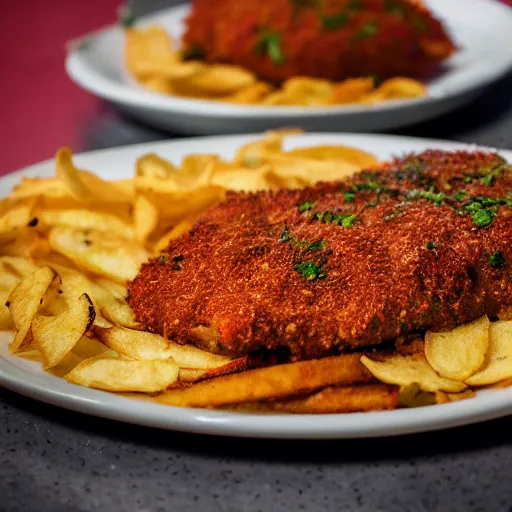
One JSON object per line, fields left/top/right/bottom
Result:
{"left": 128, "top": 150, "right": 512, "bottom": 361}
{"left": 182, "top": 0, "right": 455, "bottom": 83}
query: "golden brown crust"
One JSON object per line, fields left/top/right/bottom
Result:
{"left": 128, "top": 150, "right": 512, "bottom": 360}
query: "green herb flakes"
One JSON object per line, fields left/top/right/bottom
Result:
{"left": 293, "top": 260, "right": 326, "bottom": 281}
{"left": 490, "top": 251, "right": 505, "bottom": 268}
{"left": 298, "top": 201, "right": 314, "bottom": 213}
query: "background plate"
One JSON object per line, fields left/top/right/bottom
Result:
{"left": 65, "top": 0, "right": 512, "bottom": 134}
{"left": 1, "top": 133, "right": 512, "bottom": 439}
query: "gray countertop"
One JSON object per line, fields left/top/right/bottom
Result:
{"left": 2, "top": 72, "right": 512, "bottom": 512}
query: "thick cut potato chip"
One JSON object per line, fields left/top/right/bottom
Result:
{"left": 65, "top": 355, "right": 179, "bottom": 392}
{"left": 244, "top": 384, "right": 399, "bottom": 414}
{"left": 152, "top": 217, "right": 196, "bottom": 254}
{"left": 133, "top": 195, "right": 159, "bottom": 245}
{"left": 173, "top": 65, "right": 256, "bottom": 96}
{"left": 94, "top": 325, "right": 233, "bottom": 369}
{"left": 465, "top": 321, "right": 512, "bottom": 386}
{"left": 234, "top": 129, "right": 303, "bottom": 168}
{"left": 361, "top": 354, "right": 466, "bottom": 393}
{"left": 0, "top": 232, "right": 51, "bottom": 258}
{"left": 32, "top": 293, "right": 95, "bottom": 369}
{"left": 136, "top": 153, "right": 177, "bottom": 180}
{"left": 94, "top": 325, "right": 173, "bottom": 360}
{"left": 425, "top": 316, "right": 490, "bottom": 381}
{"left": 360, "top": 77, "right": 426, "bottom": 104}
{"left": 285, "top": 145, "right": 377, "bottom": 169}
{"left": 72, "top": 336, "right": 111, "bottom": 360}
{"left": 37, "top": 209, "right": 135, "bottom": 239}
{"left": 221, "top": 82, "right": 274, "bottom": 104}
{"left": 7, "top": 266, "right": 54, "bottom": 353}
{"left": 0, "top": 200, "right": 37, "bottom": 243}
{"left": 55, "top": 147, "right": 132, "bottom": 204}
{"left": 158, "top": 354, "right": 373, "bottom": 407}
{"left": 435, "top": 389, "right": 476, "bottom": 404}
{"left": 48, "top": 226, "right": 149, "bottom": 283}
{"left": 47, "top": 264, "right": 139, "bottom": 328}
{"left": 398, "top": 383, "right": 436, "bottom": 408}
{"left": 125, "top": 26, "right": 204, "bottom": 80}
{"left": 329, "top": 78, "right": 375, "bottom": 104}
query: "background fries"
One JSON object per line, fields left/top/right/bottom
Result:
{"left": 124, "top": 25, "right": 427, "bottom": 107}
{"left": 1, "top": 133, "right": 512, "bottom": 415}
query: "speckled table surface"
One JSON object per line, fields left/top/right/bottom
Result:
{"left": 2, "top": 73, "right": 512, "bottom": 512}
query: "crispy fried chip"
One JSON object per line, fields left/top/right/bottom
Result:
{"left": 94, "top": 325, "right": 233, "bottom": 369}
{"left": 65, "top": 355, "right": 179, "bottom": 392}
{"left": 465, "top": 321, "right": 512, "bottom": 386}
{"left": 47, "top": 264, "right": 139, "bottom": 328}
{"left": 425, "top": 316, "right": 490, "bottom": 381}
{"left": 125, "top": 25, "right": 204, "bottom": 80}
{"left": 157, "top": 354, "right": 373, "bottom": 407}
{"left": 32, "top": 293, "right": 95, "bottom": 369}
{"left": 240, "top": 384, "right": 399, "bottom": 414}
{"left": 55, "top": 147, "right": 132, "bottom": 204}
{"left": 37, "top": 209, "right": 135, "bottom": 239}
{"left": 361, "top": 354, "right": 467, "bottom": 393}
{"left": 48, "top": 227, "right": 149, "bottom": 283}
{"left": 7, "top": 266, "right": 54, "bottom": 353}
{"left": 133, "top": 194, "right": 159, "bottom": 245}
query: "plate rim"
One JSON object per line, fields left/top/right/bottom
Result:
{"left": 1, "top": 132, "right": 512, "bottom": 439}
{"left": 64, "top": 0, "right": 512, "bottom": 118}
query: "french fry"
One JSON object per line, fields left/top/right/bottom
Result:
{"left": 0, "top": 200, "right": 37, "bottom": 243}
{"left": 65, "top": 355, "right": 179, "bottom": 392}
{"left": 7, "top": 266, "right": 54, "bottom": 353}
{"left": 361, "top": 354, "right": 467, "bottom": 393}
{"left": 94, "top": 325, "right": 233, "bottom": 369}
{"left": 157, "top": 354, "right": 373, "bottom": 407}
{"left": 55, "top": 147, "right": 132, "bottom": 204}
{"left": 239, "top": 384, "right": 399, "bottom": 414}
{"left": 36, "top": 209, "right": 135, "bottom": 239}
{"left": 48, "top": 227, "right": 149, "bottom": 283}
{"left": 133, "top": 194, "right": 159, "bottom": 245}
{"left": 425, "top": 316, "right": 490, "bottom": 381}
{"left": 32, "top": 293, "right": 95, "bottom": 369}
{"left": 465, "top": 321, "right": 512, "bottom": 386}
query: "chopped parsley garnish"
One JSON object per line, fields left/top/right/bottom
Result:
{"left": 344, "top": 192, "right": 355, "bottom": 203}
{"left": 480, "top": 174, "right": 494, "bottom": 186}
{"left": 293, "top": 260, "right": 326, "bottom": 281}
{"left": 255, "top": 31, "right": 284, "bottom": 65}
{"left": 355, "top": 22, "right": 379, "bottom": 41}
{"left": 298, "top": 201, "right": 314, "bottom": 213}
{"left": 321, "top": 0, "right": 363, "bottom": 31}
{"left": 407, "top": 186, "right": 445, "bottom": 204}
{"left": 313, "top": 210, "right": 358, "bottom": 227}
{"left": 455, "top": 191, "right": 465, "bottom": 202}
{"left": 305, "top": 240, "right": 325, "bottom": 252}
{"left": 321, "top": 11, "right": 349, "bottom": 30}
{"left": 479, "top": 162, "right": 507, "bottom": 186}
{"left": 463, "top": 176, "right": 473, "bottom": 183}
{"left": 426, "top": 241, "right": 436, "bottom": 250}
{"left": 280, "top": 225, "right": 290, "bottom": 242}
{"left": 490, "top": 251, "right": 505, "bottom": 268}
{"left": 281, "top": 226, "right": 325, "bottom": 252}
{"left": 471, "top": 209, "right": 496, "bottom": 227}
{"left": 421, "top": 187, "right": 445, "bottom": 204}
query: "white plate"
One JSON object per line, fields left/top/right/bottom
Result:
{"left": 65, "top": 0, "right": 512, "bottom": 135}
{"left": 1, "top": 133, "right": 512, "bottom": 439}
